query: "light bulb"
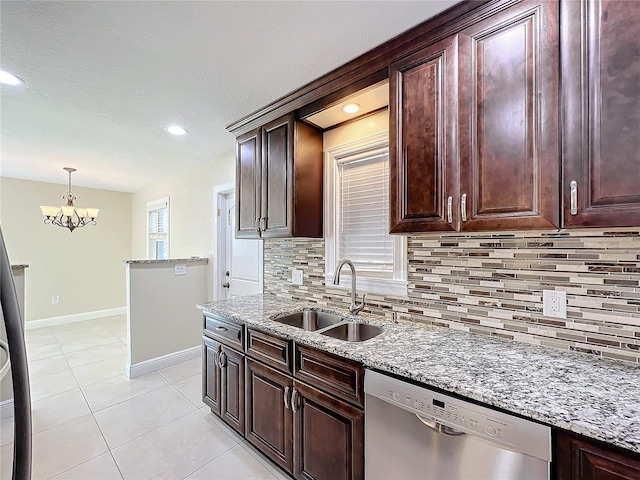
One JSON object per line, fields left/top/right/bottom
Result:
{"left": 166, "top": 125, "right": 188, "bottom": 136}
{"left": 342, "top": 103, "right": 361, "bottom": 114}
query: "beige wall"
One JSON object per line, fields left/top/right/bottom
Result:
{"left": 0, "top": 177, "right": 132, "bottom": 321}
{"left": 131, "top": 152, "right": 234, "bottom": 260}
{"left": 126, "top": 260, "right": 208, "bottom": 367}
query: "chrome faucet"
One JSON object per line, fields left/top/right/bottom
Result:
{"left": 332, "top": 259, "right": 366, "bottom": 315}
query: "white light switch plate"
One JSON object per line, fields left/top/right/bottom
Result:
{"left": 292, "top": 269, "right": 303, "bottom": 285}
{"left": 543, "top": 290, "right": 566, "bottom": 319}
{"left": 174, "top": 264, "right": 187, "bottom": 276}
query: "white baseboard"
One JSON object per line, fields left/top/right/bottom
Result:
{"left": 0, "top": 399, "right": 14, "bottom": 419}
{"left": 26, "top": 307, "right": 126, "bottom": 330}
{"left": 126, "top": 346, "right": 200, "bottom": 379}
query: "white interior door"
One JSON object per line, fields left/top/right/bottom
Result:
{"left": 222, "top": 194, "right": 262, "bottom": 298}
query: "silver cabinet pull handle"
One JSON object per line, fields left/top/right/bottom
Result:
{"left": 215, "top": 325, "right": 227, "bottom": 332}
{"left": 219, "top": 351, "right": 226, "bottom": 369}
{"left": 283, "top": 386, "right": 290, "bottom": 410}
{"left": 570, "top": 180, "right": 578, "bottom": 215}
{"left": 255, "top": 218, "right": 261, "bottom": 234}
{"left": 260, "top": 217, "right": 267, "bottom": 232}
{"left": 291, "top": 387, "right": 299, "bottom": 413}
{"left": 447, "top": 196, "right": 453, "bottom": 223}
{"left": 461, "top": 193, "right": 467, "bottom": 222}
{"left": 215, "top": 350, "right": 223, "bottom": 369}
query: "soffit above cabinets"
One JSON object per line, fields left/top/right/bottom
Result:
{"left": 305, "top": 81, "right": 389, "bottom": 130}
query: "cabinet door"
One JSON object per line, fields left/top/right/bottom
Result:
{"left": 390, "top": 35, "right": 459, "bottom": 233}
{"left": 458, "top": 0, "right": 559, "bottom": 231}
{"left": 245, "top": 358, "right": 294, "bottom": 474}
{"left": 261, "top": 114, "right": 294, "bottom": 238}
{"left": 220, "top": 346, "right": 244, "bottom": 436}
{"left": 555, "top": 429, "right": 640, "bottom": 480}
{"left": 202, "top": 336, "right": 221, "bottom": 415}
{"left": 561, "top": 0, "right": 640, "bottom": 227}
{"left": 292, "top": 381, "right": 364, "bottom": 480}
{"left": 236, "top": 128, "right": 261, "bottom": 238}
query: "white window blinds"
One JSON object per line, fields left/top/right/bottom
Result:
{"left": 338, "top": 152, "right": 393, "bottom": 276}
{"left": 147, "top": 199, "right": 169, "bottom": 260}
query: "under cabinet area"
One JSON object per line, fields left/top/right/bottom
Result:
{"left": 390, "top": 0, "right": 560, "bottom": 233}
{"left": 235, "top": 113, "right": 323, "bottom": 239}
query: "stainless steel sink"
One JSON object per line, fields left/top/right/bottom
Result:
{"left": 320, "top": 322, "right": 384, "bottom": 342}
{"left": 273, "top": 309, "right": 343, "bottom": 331}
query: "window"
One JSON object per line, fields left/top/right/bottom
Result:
{"left": 147, "top": 197, "right": 169, "bottom": 260}
{"left": 325, "top": 133, "right": 407, "bottom": 296}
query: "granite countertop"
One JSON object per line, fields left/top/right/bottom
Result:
{"left": 11, "top": 264, "right": 29, "bottom": 269}
{"left": 198, "top": 294, "right": 640, "bottom": 454}
{"left": 125, "top": 257, "right": 209, "bottom": 264}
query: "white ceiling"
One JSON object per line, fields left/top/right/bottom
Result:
{"left": 0, "top": 0, "right": 459, "bottom": 193}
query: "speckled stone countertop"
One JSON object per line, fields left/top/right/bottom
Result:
{"left": 125, "top": 257, "right": 208, "bottom": 264}
{"left": 197, "top": 294, "right": 640, "bottom": 454}
{"left": 11, "top": 264, "right": 29, "bottom": 269}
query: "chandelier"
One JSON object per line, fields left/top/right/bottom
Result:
{"left": 40, "top": 167, "right": 99, "bottom": 233}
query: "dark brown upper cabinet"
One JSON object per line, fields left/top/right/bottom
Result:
{"left": 236, "top": 128, "right": 261, "bottom": 238}
{"left": 390, "top": 36, "right": 459, "bottom": 233}
{"left": 391, "top": 0, "right": 560, "bottom": 233}
{"left": 235, "top": 113, "right": 323, "bottom": 239}
{"left": 561, "top": 0, "right": 640, "bottom": 228}
{"left": 458, "top": 0, "right": 559, "bottom": 231}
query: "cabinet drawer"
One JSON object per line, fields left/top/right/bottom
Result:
{"left": 204, "top": 314, "right": 244, "bottom": 351}
{"left": 246, "top": 329, "right": 292, "bottom": 374}
{"left": 294, "top": 344, "right": 364, "bottom": 408}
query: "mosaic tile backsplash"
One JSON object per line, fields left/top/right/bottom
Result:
{"left": 263, "top": 231, "right": 640, "bottom": 364}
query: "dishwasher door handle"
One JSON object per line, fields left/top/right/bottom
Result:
{"left": 416, "top": 414, "right": 466, "bottom": 436}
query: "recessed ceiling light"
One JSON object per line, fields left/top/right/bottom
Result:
{"left": 166, "top": 125, "right": 188, "bottom": 136}
{"left": 0, "top": 70, "right": 23, "bottom": 86}
{"left": 342, "top": 103, "right": 361, "bottom": 114}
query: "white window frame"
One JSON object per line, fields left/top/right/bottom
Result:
{"left": 324, "top": 133, "right": 407, "bottom": 296}
{"left": 146, "top": 196, "right": 170, "bottom": 260}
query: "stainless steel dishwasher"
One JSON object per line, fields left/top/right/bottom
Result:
{"left": 364, "top": 370, "right": 551, "bottom": 480}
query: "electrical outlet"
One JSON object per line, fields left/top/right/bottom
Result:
{"left": 292, "top": 269, "right": 303, "bottom": 286}
{"left": 543, "top": 290, "right": 566, "bottom": 319}
{"left": 52, "top": 295, "right": 59, "bottom": 304}
{"left": 174, "top": 264, "right": 187, "bottom": 276}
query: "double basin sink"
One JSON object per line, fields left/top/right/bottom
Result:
{"left": 272, "top": 309, "right": 383, "bottom": 342}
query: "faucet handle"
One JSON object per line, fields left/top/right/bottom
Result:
{"left": 351, "top": 293, "right": 366, "bottom": 315}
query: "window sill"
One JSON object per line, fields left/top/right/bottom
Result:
{"left": 324, "top": 274, "right": 407, "bottom": 297}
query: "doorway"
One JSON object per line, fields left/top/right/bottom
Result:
{"left": 214, "top": 183, "right": 263, "bottom": 300}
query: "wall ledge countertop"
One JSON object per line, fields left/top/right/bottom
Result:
{"left": 198, "top": 293, "right": 640, "bottom": 455}
{"left": 124, "top": 257, "right": 209, "bottom": 264}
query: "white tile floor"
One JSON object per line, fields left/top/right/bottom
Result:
{"left": 1, "top": 315, "right": 290, "bottom": 480}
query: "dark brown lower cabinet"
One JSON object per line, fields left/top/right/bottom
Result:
{"left": 219, "top": 346, "right": 244, "bottom": 435}
{"left": 555, "top": 429, "right": 640, "bottom": 480}
{"left": 202, "top": 336, "right": 245, "bottom": 436}
{"left": 245, "top": 358, "right": 294, "bottom": 474}
{"left": 202, "top": 336, "right": 221, "bottom": 413}
{"left": 293, "top": 381, "right": 364, "bottom": 480}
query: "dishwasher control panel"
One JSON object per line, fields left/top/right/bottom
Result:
{"left": 364, "top": 369, "right": 551, "bottom": 462}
